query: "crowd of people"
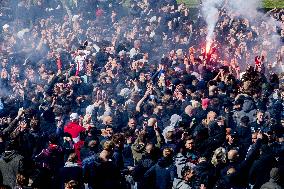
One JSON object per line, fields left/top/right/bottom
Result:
{"left": 0, "top": 0, "right": 283, "bottom": 189}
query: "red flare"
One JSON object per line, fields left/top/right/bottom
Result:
{"left": 206, "top": 41, "right": 212, "bottom": 55}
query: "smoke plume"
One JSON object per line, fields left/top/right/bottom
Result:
{"left": 201, "top": 0, "right": 282, "bottom": 62}
{"left": 201, "top": 0, "right": 223, "bottom": 52}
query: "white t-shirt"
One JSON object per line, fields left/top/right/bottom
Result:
{"left": 129, "top": 48, "right": 140, "bottom": 59}
{"left": 74, "top": 55, "right": 86, "bottom": 72}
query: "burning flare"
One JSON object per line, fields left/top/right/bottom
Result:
{"left": 206, "top": 40, "right": 212, "bottom": 55}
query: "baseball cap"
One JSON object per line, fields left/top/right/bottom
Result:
{"left": 70, "top": 113, "right": 79, "bottom": 120}
{"left": 2, "top": 24, "right": 9, "bottom": 30}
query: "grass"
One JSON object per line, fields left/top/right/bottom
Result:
{"left": 177, "top": 0, "right": 200, "bottom": 8}
{"left": 177, "top": 0, "right": 284, "bottom": 8}
{"left": 263, "top": 0, "right": 284, "bottom": 8}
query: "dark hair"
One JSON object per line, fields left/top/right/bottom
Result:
{"left": 181, "top": 166, "right": 193, "bottom": 177}
{"left": 79, "top": 131, "right": 86, "bottom": 141}
{"left": 185, "top": 136, "right": 194, "bottom": 142}
{"left": 88, "top": 127, "right": 102, "bottom": 136}
{"left": 142, "top": 104, "right": 154, "bottom": 115}
{"left": 112, "top": 133, "right": 124, "bottom": 145}
{"left": 49, "top": 134, "right": 59, "bottom": 145}
{"left": 63, "top": 132, "right": 72, "bottom": 138}
{"left": 124, "top": 131, "right": 133, "bottom": 138}
{"left": 105, "top": 125, "right": 113, "bottom": 130}
{"left": 5, "top": 140, "right": 18, "bottom": 151}
{"left": 240, "top": 116, "right": 250, "bottom": 124}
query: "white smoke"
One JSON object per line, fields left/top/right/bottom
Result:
{"left": 201, "top": 0, "right": 283, "bottom": 61}
{"left": 201, "top": 0, "right": 262, "bottom": 45}
{"left": 227, "top": 0, "right": 283, "bottom": 62}
{"left": 201, "top": 0, "right": 223, "bottom": 48}
{"left": 226, "top": 0, "right": 261, "bottom": 19}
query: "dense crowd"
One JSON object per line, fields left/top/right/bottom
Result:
{"left": 0, "top": 0, "right": 283, "bottom": 189}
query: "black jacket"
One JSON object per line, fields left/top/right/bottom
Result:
{"left": 249, "top": 154, "right": 277, "bottom": 189}
{"left": 59, "top": 162, "right": 83, "bottom": 189}
{"left": 214, "top": 173, "right": 245, "bottom": 189}
{"left": 132, "top": 153, "right": 157, "bottom": 189}
{"left": 194, "top": 161, "right": 215, "bottom": 188}
{"left": 83, "top": 156, "right": 122, "bottom": 189}
{"left": 144, "top": 157, "right": 177, "bottom": 189}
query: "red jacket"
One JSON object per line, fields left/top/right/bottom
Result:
{"left": 64, "top": 122, "right": 85, "bottom": 139}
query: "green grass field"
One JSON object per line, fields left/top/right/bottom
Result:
{"left": 263, "top": 0, "right": 284, "bottom": 8}
{"left": 177, "top": 0, "right": 284, "bottom": 8}
{"left": 177, "top": 0, "right": 199, "bottom": 7}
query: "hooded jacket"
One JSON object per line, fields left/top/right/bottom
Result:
{"left": 172, "top": 178, "right": 192, "bottom": 189}
{"left": 131, "top": 141, "right": 146, "bottom": 164}
{"left": 0, "top": 150, "right": 24, "bottom": 188}
{"left": 64, "top": 121, "right": 85, "bottom": 142}
{"left": 238, "top": 99, "right": 257, "bottom": 123}
{"left": 260, "top": 178, "right": 282, "bottom": 189}
{"left": 260, "top": 167, "right": 282, "bottom": 189}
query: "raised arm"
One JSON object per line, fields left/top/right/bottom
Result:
{"left": 136, "top": 89, "right": 150, "bottom": 112}
{"left": 2, "top": 108, "right": 24, "bottom": 137}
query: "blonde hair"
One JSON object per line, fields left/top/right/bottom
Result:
{"left": 103, "top": 140, "right": 115, "bottom": 151}
{"left": 65, "top": 180, "right": 79, "bottom": 189}
{"left": 16, "top": 173, "right": 28, "bottom": 187}
{"left": 211, "top": 147, "right": 227, "bottom": 167}
{"left": 207, "top": 111, "right": 217, "bottom": 121}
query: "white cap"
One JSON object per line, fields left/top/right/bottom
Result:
{"left": 72, "top": 15, "right": 80, "bottom": 22}
{"left": 150, "top": 31, "right": 155, "bottom": 38}
{"left": 149, "top": 16, "right": 157, "bottom": 23}
{"left": 191, "top": 72, "right": 201, "bottom": 80}
{"left": 86, "top": 105, "right": 94, "bottom": 115}
{"left": 162, "top": 126, "right": 175, "bottom": 141}
{"left": 17, "top": 28, "right": 29, "bottom": 39}
{"left": 2, "top": 24, "right": 9, "bottom": 30}
{"left": 176, "top": 49, "right": 183, "bottom": 56}
{"left": 119, "top": 88, "right": 131, "bottom": 98}
{"left": 70, "top": 113, "right": 79, "bottom": 120}
{"left": 170, "top": 114, "right": 182, "bottom": 126}
{"left": 118, "top": 50, "right": 126, "bottom": 56}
